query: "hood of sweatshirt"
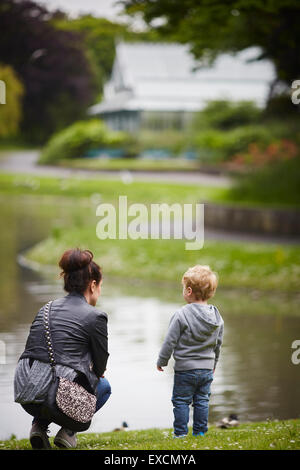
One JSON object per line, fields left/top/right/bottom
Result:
{"left": 180, "top": 303, "right": 223, "bottom": 341}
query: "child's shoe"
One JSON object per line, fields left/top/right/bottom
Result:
{"left": 173, "top": 434, "right": 188, "bottom": 439}
{"left": 193, "top": 431, "right": 205, "bottom": 437}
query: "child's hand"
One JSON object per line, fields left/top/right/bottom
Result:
{"left": 157, "top": 365, "right": 164, "bottom": 371}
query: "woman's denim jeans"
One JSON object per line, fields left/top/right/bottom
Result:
{"left": 95, "top": 377, "right": 111, "bottom": 412}
{"left": 172, "top": 369, "right": 213, "bottom": 436}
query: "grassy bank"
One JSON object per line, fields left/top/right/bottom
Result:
{"left": 0, "top": 172, "right": 228, "bottom": 204}
{"left": 54, "top": 157, "right": 204, "bottom": 172}
{"left": 1, "top": 420, "right": 299, "bottom": 450}
{"left": 25, "top": 227, "right": 300, "bottom": 293}
{"left": 1, "top": 172, "right": 300, "bottom": 294}
{"left": 0, "top": 171, "right": 299, "bottom": 209}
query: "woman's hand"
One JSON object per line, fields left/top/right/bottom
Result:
{"left": 157, "top": 365, "right": 164, "bottom": 371}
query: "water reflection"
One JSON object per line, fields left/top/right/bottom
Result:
{"left": 0, "top": 194, "right": 299, "bottom": 440}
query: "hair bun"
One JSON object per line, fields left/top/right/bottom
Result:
{"left": 59, "top": 248, "right": 93, "bottom": 273}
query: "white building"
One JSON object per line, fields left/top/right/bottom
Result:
{"left": 89, "top": 41, "right": 276, "bottom": 132}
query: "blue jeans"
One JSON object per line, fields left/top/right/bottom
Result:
{"left": 95, "top": 377, "right": 111, "bottom": 412}
{"left": 32, "top": 377, "right": 111, "bottom": 428}
{"left": 171, "top": 369, "right": 213, "bottom": 436}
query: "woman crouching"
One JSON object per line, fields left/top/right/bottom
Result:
{"left": 14, "top": 248, "right": 110, "bottom": 449}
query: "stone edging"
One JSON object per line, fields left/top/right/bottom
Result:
{"left": 203, "top": 201, "right": 300, "bottom": 237}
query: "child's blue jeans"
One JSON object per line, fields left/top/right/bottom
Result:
{"left": 171, "top": 369, "right": 213, "bottom": 436}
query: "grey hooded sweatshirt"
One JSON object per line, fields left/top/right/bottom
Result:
{"left": 157, "top": 303, "right": 224, "bottom": 371}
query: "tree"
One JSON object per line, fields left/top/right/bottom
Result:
{"left": 0, "top": 64, "right": 24, "bottom": 137}
{"left": 0, "top": 0, "right": 97, "bottom": 143}
{"left": 52, "top": 14, "right": 163, "bottom": 101}
{"left": 122, "top": 0, "right": 300, "bottom": 91}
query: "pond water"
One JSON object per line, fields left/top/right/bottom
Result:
{"left": 0, "top": 194, "right": 299, "bottom": 440}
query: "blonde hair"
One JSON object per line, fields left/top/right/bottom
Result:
{"left": 182, "top": 265, "right": 218, "bottom": 301}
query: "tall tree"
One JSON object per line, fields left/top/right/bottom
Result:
{"left": 53, "top": 14, "right": 163, "bottom": 101}
{"left": 122, "top": 0, "right": 300, "bottom": 91}
{"left": 0, "top": 0, "right": 97, "bottom": 143}
{"left": 0, "top": 64, "right": 24, "bottom": 137}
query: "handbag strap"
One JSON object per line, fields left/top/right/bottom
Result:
{"left": 43, "top": 301, "right": 56, "bottom": 381}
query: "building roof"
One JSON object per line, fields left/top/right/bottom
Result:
{"left": 89, "top": 42, "right": 276, "bottom": 114}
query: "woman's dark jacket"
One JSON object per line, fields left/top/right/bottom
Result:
{"left": 19, "top": 292, "right": 109, "bottom": 393}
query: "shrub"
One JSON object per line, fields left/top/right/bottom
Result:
{"left": 137, "top": 130, "right": 188, "bottom": 156}
{"left": 258, "top": 119, "right": 300, "bottom": 145}
{"left": 194, "top": 125, "right": 273, "bottom": 162}
{"left": 230, "top": 139, "right": 299, "bottom": 168}
{"left": 39, "top": 119, "right": 137, "bottom": 164}
{"left": 263, "top": 94, "right": 299, "bottom": 120}
{"left": 192, "top": 100, "right": 262, "bottom": 131}
{"left": 229, "top": 155, "right": 300, "bottom": 205}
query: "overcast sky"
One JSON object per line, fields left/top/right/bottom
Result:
{"left": 37, "top": 0, "right": 127, "bottom": 21}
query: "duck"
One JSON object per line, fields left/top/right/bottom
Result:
{"left": 113, "top": 421, "right": 129, "bottom": 432}
{"left": 216, "top": 414, "right": 239, "bottom": 429}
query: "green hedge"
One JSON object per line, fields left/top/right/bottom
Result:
{"left": 229, "top": 155, "right": 300, "bottom": 205}
{"left": 194, "top": 125, "right": 273, "bottom": 162}
{"left": 137, "top": 129, "right": 189, "bottom": 155}
{"left": 193, "top": 100, "right": 262, "bottom": 131}
{"left": 39, "top": 119, "right": 137, "bottom": 164}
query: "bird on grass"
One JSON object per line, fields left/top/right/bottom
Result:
{"left": 216, "top": 414, "right": 239, "bottom": 429}
{"left": 113, "top": 421, "right": 129, "bottom": 432}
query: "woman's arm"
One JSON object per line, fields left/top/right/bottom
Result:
{"left": 90, "top": 313, "right": 109, "bottom": 378}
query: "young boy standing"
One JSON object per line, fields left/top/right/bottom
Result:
{"left": 157, "top": 265, "right": 224, "bottom": 438}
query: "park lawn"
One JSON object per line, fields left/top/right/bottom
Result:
{"left": 1, "top": 419, "right": 299, "bottom": 450}
{"left": 0, "top": 172, "right": 228, "bottom": 205}
{"left": 54, "top": 157, "right": 205, "bottom": 172}
{"left": 1, "top": 172, "right": 300, "bottom": 294}
{"left": 0, "top": 171, "right": 298, "bottom": 208}
{"left": 25, "top": 225, "right": 300, "bottom": 293}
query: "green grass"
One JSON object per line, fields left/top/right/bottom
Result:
{"left": 1, "top": 420, "right": 299, "bottom": 450}
{"left": 25, "top": 226, "right": 300, "bottom": 294}
{"left": 0, "top": 172, "right": 228, "bottom": 204}
{"left": 1, "top": 172, "right": 300, "bottom": 295}
{"left": 0, "top": 171, "right": 298, "bottom": 208}
{"left": 54, "top": 157, "right": 204, "bottom": 172}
